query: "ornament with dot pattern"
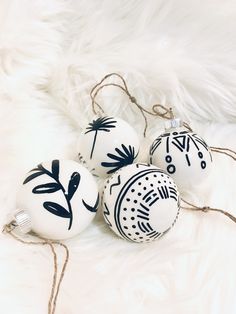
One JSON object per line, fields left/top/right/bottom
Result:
{"left": 102, "top": 163, "right": 180, "bottom": 243}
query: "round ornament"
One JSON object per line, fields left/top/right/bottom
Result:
{"left": 102, "top": 163, "right": 180, "bottom": 243}
{"left": 149, "top": 119, "right": 212, "bottom": 190}
{"left": 16, "top": 159, "right": 99, "bottom": 240}
{"left": 77, "top": 116, "right": 140, "bottom": 177}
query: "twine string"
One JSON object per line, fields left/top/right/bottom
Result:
{"left": 51, "top": 242, "right": 69, "bottom": 314}
{"left": 2, "top": 222, "right": 69, "bottom": 314}
{"left": 182, "top": 121, "right": 193, "bottom": 132}
{"left": 210, "top": 146, "right": 236, "bottom": 161}
{"left": 90, "top": 72, "right": 187, "bottom": 136}
{"left": 181, "top": 199, "right": 236, "bottom": 224}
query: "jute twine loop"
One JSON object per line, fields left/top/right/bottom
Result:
{"left": 90, "top": 72, "right": 192, "bottom": 136}
{"left": 2, "top": 222, "right": 69, "bottom": 314}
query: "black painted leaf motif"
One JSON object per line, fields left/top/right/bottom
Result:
{"left": 43, "top": 201, "right": 71, "bottom": 218}
{"left": 23, "top": 171, "right": 44, "bottom": 184}
{"left": 85, "top": 117, "right": 117, "bottom": 159}
{"left": 67, "top": 172, "right": 80, "bottom": 200}
{"left": 85, "top": 117, "right": 117, "bottom": 134}
{"left": 82, "top": 193, "right": 99, "bottom": 212}
{"left": 32, "top": 183, "right": 61, "bottom": 194}
{"left": 51, "top": 160, "right": 59, "bottom": 180}
{"left": 23, "top": 160, "right": 74, "bottom": 228}
{"left": 101, "top": 144, "right": 138, "bottom": 174}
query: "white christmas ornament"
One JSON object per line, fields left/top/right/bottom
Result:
{"left": 149, "top": 119, "right": 212, "bottom": 190}
{"left": 102, "top": 163, "right": 180, "bottom": 243}
{"left": 16, "top": 160, "right": 99, "bottom": 240}
{"left": 77, "top": 116, "right": 140, "bottom": 177}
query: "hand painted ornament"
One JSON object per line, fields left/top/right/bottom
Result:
{"left": 149, "top": 119, "right": 212, "bottom": 190}
{"left": 15, "top": 159, "right": 99, "bottom": 240}
{"left": 102, "top": 163, "right": 180, "bottom": 243}
{"left": 77, "top": 116, "right": 140, "bottom": 177}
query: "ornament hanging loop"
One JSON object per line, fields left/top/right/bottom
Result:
{"left": 152, "top": 104, "right": 174, "bottom": 120}
{"left": 90, "top": 73, "right": 193, "bottom": 136}
{"left": 90, "top": 73, "right": 148, "bottom": 135}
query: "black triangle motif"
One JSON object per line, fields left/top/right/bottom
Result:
{"left": 172, "top": 135, "right": 186, "bottom": 150}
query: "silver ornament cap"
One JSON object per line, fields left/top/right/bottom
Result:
{"left": 165, "top": 118, "right": 183, "bottom": 130}
{"left": 14, "top": 210, "right": 32, "bottom": 234}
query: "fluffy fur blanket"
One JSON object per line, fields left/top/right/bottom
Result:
{"left": 1, "top": 1, "right": 236, "bottom": 313}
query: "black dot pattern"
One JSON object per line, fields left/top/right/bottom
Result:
{"left": 116, "top": 168, "right": 179, "bottom": 243}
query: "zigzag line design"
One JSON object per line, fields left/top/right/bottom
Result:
{"left": 103, "top": 203, "right": 112, "bottom": 227}
{"left": 109, "top": 175, "right": 121, "bottom": 195}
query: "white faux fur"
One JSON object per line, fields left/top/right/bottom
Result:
{"left": 1, "top": 1, "right": 236, "bottom": 313}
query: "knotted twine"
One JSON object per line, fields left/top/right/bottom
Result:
{"left": 90, "top": 72, "right": 193, "bottom": 136}
{"left": 90, "top": 72, "right": 236, "bottom": 224}
{"left": 2, "top": 221, "right": 69, "bottom": 314}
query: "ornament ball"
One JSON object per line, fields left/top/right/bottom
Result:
{"left": 102, "top": 163, "right": 180, "bottom": 243}
{"left": 16, "top": 159, "right": 99, "bottom": 240}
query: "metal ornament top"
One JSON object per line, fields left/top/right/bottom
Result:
{"left": 164, "top": 118, "right": 183, "bottom": 130}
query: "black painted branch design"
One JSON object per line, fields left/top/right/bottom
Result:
{"left": 85, "top": 117, "right": 117, "bottom": 159}
{"left": 23, "top": 160, "right": 80, "bottom": 230}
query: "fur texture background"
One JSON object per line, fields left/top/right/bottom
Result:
{"left": 1, "top": 1, "right": 236, "bottom": 313}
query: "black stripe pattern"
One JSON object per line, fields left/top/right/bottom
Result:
{"left": 103, "top": 164, "right": 180, "bottom": 243}
{"left": 149, "top": 131, "right": 212, "bottom": 176}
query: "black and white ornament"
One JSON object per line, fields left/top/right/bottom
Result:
{"left": 102, "top": 163, "right": 180, "bottom": 243}
{"left": 149, "top": 119, "right": 212, "bottom": 190}
{"left": 77, "top": 116, "right": 140, "bottom": 177}
{"left": 15, "top": 159, "right": 99, "bottom": 240}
